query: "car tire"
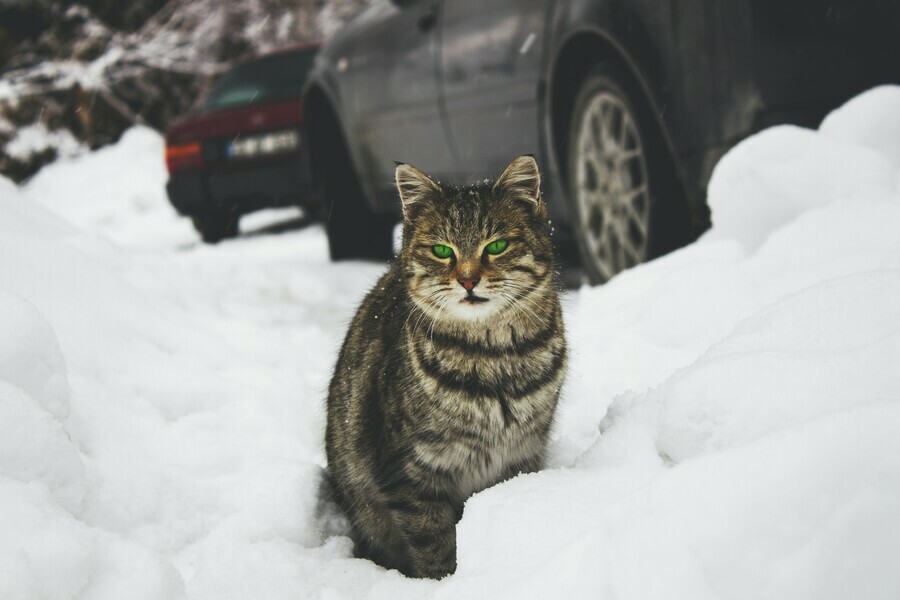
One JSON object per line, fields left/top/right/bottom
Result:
{"left": 192, "top": 210, "right": 239, "bottom": 244}
{"left": 565, "top": 65, "right": 688, "bottom": 284}
{"left": 307, "top": 90, "right": 395, "bottom": 261}
{"left": 316, "top": 129, "right": 394, "bottom": 261}
{"left": 322, "top": 170, "right": 394, "bottom": 261}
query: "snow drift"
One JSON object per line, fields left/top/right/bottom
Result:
{"left": 1, "top": 86, "right": 899, "bottom": 599}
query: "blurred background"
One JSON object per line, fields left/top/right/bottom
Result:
{"left": 0, "top": 0, "right": 362, "bottom": 181}
{"left": 2, "top": 0, "right": 899, "bottom": 282}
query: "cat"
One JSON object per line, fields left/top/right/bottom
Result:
{"left": 325, "top": 155, "right": 567, "bottom": 579}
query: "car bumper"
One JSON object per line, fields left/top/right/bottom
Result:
{"left": 166, "top": 151, "right": 315, "bottom": 216}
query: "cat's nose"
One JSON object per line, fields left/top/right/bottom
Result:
{"left": 457, "top": 276, "right": 480, "bottom": 292}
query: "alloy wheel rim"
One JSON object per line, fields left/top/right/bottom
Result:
{"left": 574, "top": 90, "right": 650, "bottom": 281}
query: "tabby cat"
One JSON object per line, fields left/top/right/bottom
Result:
{"left": 325, "top": 155, "right": 567, "bottom": 579}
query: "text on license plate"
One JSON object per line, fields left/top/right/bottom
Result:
{"left": 227, "top": 130, "right": 299, "bottom": 158}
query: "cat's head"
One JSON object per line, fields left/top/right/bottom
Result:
{"left": 396, "top": 155, "right": 554, "bottom": 323}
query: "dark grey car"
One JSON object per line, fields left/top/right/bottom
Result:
{"left": 305, "top": 0, "right": 899, "bottom": 283}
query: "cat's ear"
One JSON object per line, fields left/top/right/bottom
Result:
{"left": 395, "top": 162, "right": 441, "bottom": 218}
{"left": 494, "top": 155, "right": 543, "bottom": 210}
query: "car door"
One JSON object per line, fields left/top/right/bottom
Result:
{"left": 339, "top": 0, "right": 456, "bottom": 200}
{"left": 748, "top": 0, "right": 899, "bottom": 128}
{"left": 438, "top": 0, "right": 550, "bottom": 181}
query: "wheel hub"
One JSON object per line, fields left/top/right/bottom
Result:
{"left": 574, "top": 90, "right": 650, "bottom": 282}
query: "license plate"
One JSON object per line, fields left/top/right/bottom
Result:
{"left": 227, "top": 130, "right": 299, "bottom": 159}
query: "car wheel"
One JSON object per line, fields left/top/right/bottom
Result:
{"left": 315, "top": 126, "right": 394, "bottom": 261}
{"left": 322, "top": 168, "right": 394, "bottom": 261}
{"left": 566, "top": 66, "right": 679, "bottom": 284}
{"left": 192, "top": 210, "right": 239, "bottom": 244}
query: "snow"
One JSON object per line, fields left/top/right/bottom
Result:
{"left": 4, "top": 123, "right": 86, "bottom": 162}
{"left": 820, "top": 85, "right": 900, "bottom": 168}
{"left": 21, "top": 126, "right": 196, "bottom": 250}
{"left": 2, "top": 86, "right": 900, "bottom": 598}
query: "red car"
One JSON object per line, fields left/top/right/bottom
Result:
{"left": 165, "top": 43, "right": 319, "bottom": 242}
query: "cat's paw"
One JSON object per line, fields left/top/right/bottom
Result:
{"left": 410, "top": 556, "right": 456, "bottom": 580}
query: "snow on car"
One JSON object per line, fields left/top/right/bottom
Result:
{"left": 1, "top": 86, "right": 899, "bottom": 599}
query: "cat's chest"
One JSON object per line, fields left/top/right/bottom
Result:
{"left": 412, "top": 425, "right": 538, "bottom": 499}
{"left": 402, "top": 322, "right": 564, "bottom": 492}
{"left": 407, "top": 345, "right": 560, "bottom": 488}
{"left": 411, "top": 334, "right": 559, "bottom": 407}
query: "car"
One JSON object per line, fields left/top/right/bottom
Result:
{"left": 165, "top": 43, "right": 320, "bottom": 243}
{"left": 304, "top": 0, "right": 899, "bottom": 282}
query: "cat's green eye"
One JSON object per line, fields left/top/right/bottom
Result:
{"left": 485, "top": 239, "right": 509, "bottom": 255}
{"left": 432, "top": 244, "right": 454, "bottom": 259}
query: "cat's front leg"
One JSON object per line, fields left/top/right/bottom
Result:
{"left": 501, "top": 452, "right": 543, "bottom": 482}
{"left": 389, "top": 487, "right": 458, "bottom": 579}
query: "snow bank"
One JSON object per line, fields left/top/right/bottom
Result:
{"left": 1, "top": 165, "right": 383, "bottom": 598}
{"left": 705, "top": 125, "right": 897, "bottom": 252}
{"left": 456, "top": 86, "right": 900, "bottom": 598}
{"left": 0, "top": 291, "right": 70, "bottom": 419}
{"left": 820, "top": 85, "right": 900, "bottom": 168}
{"left": 0, "top": 184, "right": 190, "bottom": 599}
{"left": 21, "top": 126, "right": 196, "bottom": 249}
{"left": 4, "top": 123, "right": 86, "bottom": 162}
{"left": 1, "top": 87, "right": 899, "bottom": 598}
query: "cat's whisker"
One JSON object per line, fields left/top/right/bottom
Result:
{"left": 412, "top": 304, "right": 434, "bottom": 337}
{"left": 409, "top": 294, "right": 437, "bottom": 334}
{"left": 518, "top": 294, "right": 556, "bottom": 322}
{"left": 516, "top": 294, "right": 556, "bottom": 319}
{"left": 507, "top": 296, "right": 543, "bottom": 331}
{"left": 428, "top": 295, "right": 453, "bottom": 350}
{"left": 494, "top": 283, "right": 537, "bottom": 309}
{"left": 497, "top": 288, "right": 545, "bottom": 331}
{"left": 517, "top": 301, "right": 549, "bottom": 330}
{"left": 497, "top": 282, "right": 555, "bottom": 319}
{"left": 406, "top": 287, "right": 452, "bottom": 334}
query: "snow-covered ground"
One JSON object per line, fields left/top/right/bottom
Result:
{"left": 2, "top": 86, "right": 900, "bottom": 599}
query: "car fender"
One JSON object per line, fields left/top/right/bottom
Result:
{"left": 304, "top": 56, "right": 384, "bottom": 214}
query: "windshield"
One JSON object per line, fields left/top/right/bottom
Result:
{"left": 203, "top": 49, "right": 317, "bottom": 110}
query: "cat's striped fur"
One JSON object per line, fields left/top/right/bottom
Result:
{"left": 326, "top": 156, "right": 567, "bottom": 579}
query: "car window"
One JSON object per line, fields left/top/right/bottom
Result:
{"left": 203, "top": 49, "right": 317, "bottom": 110}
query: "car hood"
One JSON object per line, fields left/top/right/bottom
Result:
{"left": 166, "top": 99, "right": 303, "bottom": 144}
